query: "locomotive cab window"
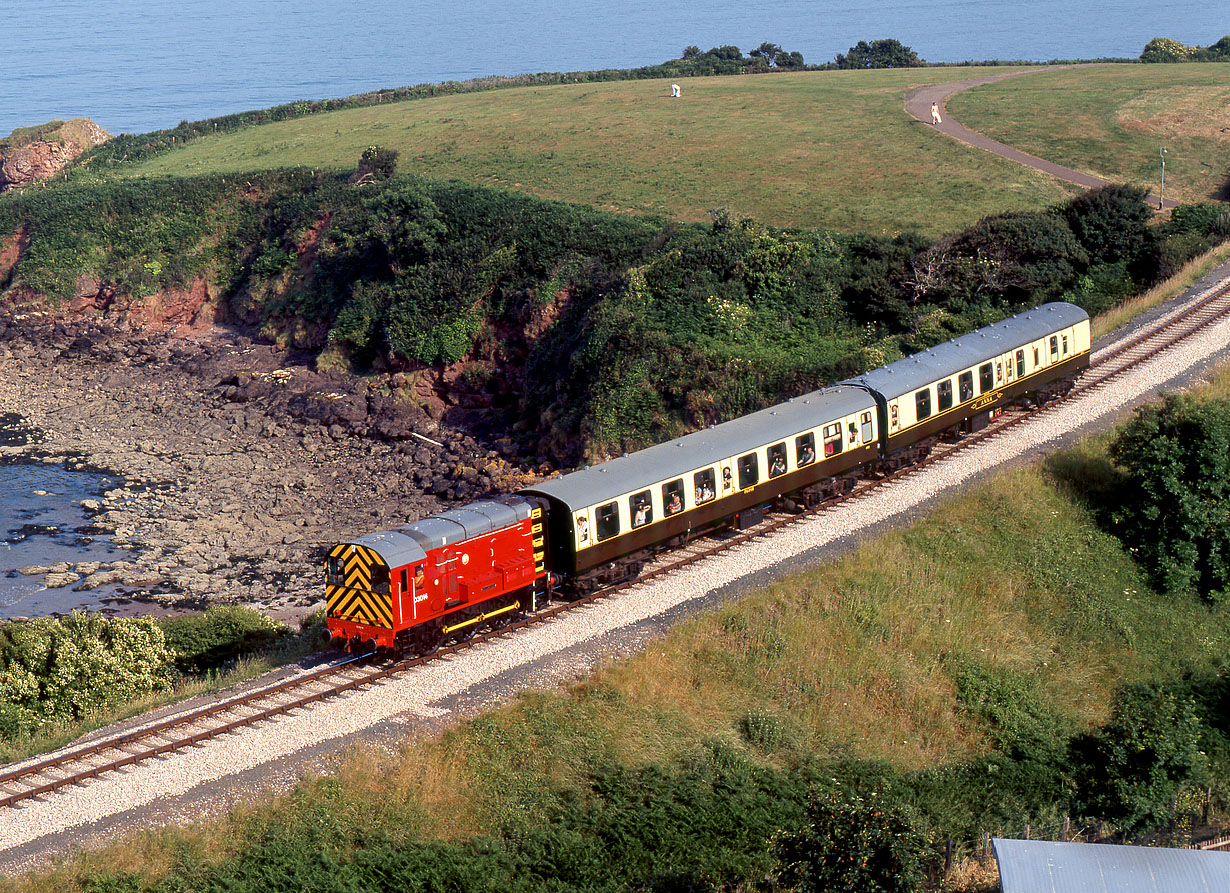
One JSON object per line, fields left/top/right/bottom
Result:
{"left": 596, "top": 502, "right": 620, "bottom": 541}
{"left": 738, "top": 453, "right": 759, "bottom": 489}
{"left": 823, "top": 422, "right": 843, "bottom": 457}
{"left": 694, "top": 468, "right": 716, "bottom": 504}
{"left": 796, "top": 433, "right": 816, "bottom": 466}
{"left": 958, "top": 371, "right": 973, "bottom": 401}
{"left": 371, "top": 564, "right": 390, "bottom": 595}
{"left": 979, "top": 363, "right": 994, "bottom": 393}
{"left": 767, "top": 443, "right": 787, "bottom": 479}
{"left": 860, "top": 411, "right": 873, "bottom": 442}
{"left": 915, "top": 387, "right": 931, "bottom": 420}
{"left": 326, "top": 556, "right": 342, "bottom": 582}
{"left": 400, "top": 569, "right": 408, "bottom": 592}
{"left": 1049, "top": 335, "right": 1058, "bottom": 359}
{"left": 630, "top": 491, "right": 653, "bottom": 528}
{"left": 937, "top": 379, "right": 953, "bottom": 411}
{"left": 663, "top": 479, "right": 685, "bottom": 516}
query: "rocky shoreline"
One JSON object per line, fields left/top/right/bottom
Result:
{"left": 0, "top": 309, "right": 543, "bottom": 625}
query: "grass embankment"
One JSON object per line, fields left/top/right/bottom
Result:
{"left": 17, "top": 414, "right": 1230, "bottom": 890}
{"left": 117, "top": 68, "right": 1078, "bottom": 238}
{"left": 952, "top": 63, "right": 1230, "bottom": 205}
{"left": 1091, "top": 239, "right": 1230, "bottom": 339}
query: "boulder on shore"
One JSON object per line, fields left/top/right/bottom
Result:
{"left": 0, "top": 119, "right": 110, "bottom": 191}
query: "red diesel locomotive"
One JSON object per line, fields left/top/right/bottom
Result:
{"left": 325, "top": 496, "right": 551, "bottom": 653}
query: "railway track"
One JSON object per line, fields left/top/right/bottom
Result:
{"left": 4, "top": 280, "right": 1229, "bottom": 812}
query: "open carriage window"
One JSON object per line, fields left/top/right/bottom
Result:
{"left": 937, "top": 379, "right": 953, "bottom": 411}
{"left": 767, "top": 443, "right": 787, "bottom": 478}
{"left": 694, "top": 468, "right": 716, "bottom": 503}
{"left": 915, "top": 388, "right": 931, "bottom": 420}
{"left": 738, "top": 453, "right": 759, "bottom": 489}
{"left": 663, "top": 479, "right": 685, "bottom": 516}
{"left": 629, "top": 490, "right": 653, "bottom": 528}
{"left": 596, "top": 502, "right": 619, "bottom": 541}
{"left": 959, "top": 371, "right": 974, "bottom": 402}
{"left": 796, "top": 433, "right": 816, "bottom": 466}
{"left": 823, "top": 423, "right": 843, "bottom": 457}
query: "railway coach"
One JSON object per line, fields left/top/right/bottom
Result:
{"left": 840, "top": 302, "right": 1090, "bottom": 467}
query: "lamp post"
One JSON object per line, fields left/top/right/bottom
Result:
{"left": 1159, "top": 147, "right": 1166, "bottom": 210}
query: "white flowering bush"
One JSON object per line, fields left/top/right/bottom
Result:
{"left": 0, "top": 612, "right": 176, "bottom": 738}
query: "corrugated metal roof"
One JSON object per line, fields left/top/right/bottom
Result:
{"left": 523, "top": 385, "right": 877, "bottom": 511}
{"left": 994, "top": 838, "right": 1230, "bottom": 893}
{"left": 842, "top": 302, "right": 1089, "bottom": 400}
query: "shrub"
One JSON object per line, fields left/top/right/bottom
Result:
{"left": 1108, "top": 393, "right": 1230, "bottom": 601}
{"left": 774, "top": 789, "right": 927, "bottom": 893}
{"left": 159, "top": 605, "right": 291, "bottom": 676}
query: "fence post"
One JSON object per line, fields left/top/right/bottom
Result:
{"left": 980, "top": 831, "right": 991, "bottom": 864}
{"left": 944, "top": 836, "right": 953, "bottom": 876}
{"left": 1062, "top": 816, "right": 1070, "bottom": 842}
{"left": 1024, "top": 823, "right": 1031, "bottom": 841}
{"left": 1205, "top": 787, "right": 1212, "bottom": 826}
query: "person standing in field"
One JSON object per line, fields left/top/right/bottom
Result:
{"left": 931, "top": 101, "right": 942, "bottom": 125}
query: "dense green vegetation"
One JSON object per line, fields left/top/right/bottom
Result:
{"left": 2, "top": 166, "right": 1225, "bottom": 462}
{"left": 1140, "top": 35, "right": 1230, "bottom": 63}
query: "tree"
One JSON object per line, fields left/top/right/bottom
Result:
{"left": 350, "top": 145, "right": 399, "bottom": 185}
{"left": 775, "top": 790, "right": 927, "bottom": 893}
{"left": 1109, "top": 394, "right": 1230, "bottom": 601}
{"left": 835, "top": 39, "right": 922, "bottom": 69}
{"left": 751, "top": 42, "right": 783, "bottom": 66}
{"left": 1064, "top": 184, "right": 1152, "bottom": 266}
{"left": 681, "top": 45, "right": 701, "bottom": 60}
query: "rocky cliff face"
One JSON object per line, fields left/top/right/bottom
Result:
{"left": 0, "top": 119, "right": 110, "bottom": 191}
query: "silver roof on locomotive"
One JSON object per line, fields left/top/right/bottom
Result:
{"left": 349, "top": 498, "right": 532, "bottom": 565}
{"left": 841, "top": 302, "right": 1089, "bottom": 400}
{"left": 523, "top": 384, "right": 877, "bottom": 510}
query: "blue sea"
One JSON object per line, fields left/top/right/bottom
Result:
{"left": 1, "top": 0, "right": 1216, "bottom": 137}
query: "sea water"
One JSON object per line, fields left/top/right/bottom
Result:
{"left": 2, "top": 0, "right": 1216, "bottom": 136}
{"left": 0, "top": 461, "right": 130, "bottom": 618}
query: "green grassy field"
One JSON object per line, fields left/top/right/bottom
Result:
{"left": 122, "top": 68, "right": 1080, "bottom": 237}
{"left": 952, "top": 63, "right": 1230, "bottom": 205}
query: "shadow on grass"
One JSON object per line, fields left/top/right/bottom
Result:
{"left": 1041, "top": 444, "right": 1128, "bottom": 527}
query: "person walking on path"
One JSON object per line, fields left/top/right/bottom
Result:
{"left": 930, "top": 101, "right": 942, "bottom": 125}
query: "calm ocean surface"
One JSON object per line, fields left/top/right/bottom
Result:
{"left": 0, "top": 462, "right": 129, "bottom": 618}
{"left": 2, "top": 0, "right": 1216, "bottom": 137}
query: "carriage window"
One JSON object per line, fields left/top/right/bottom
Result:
{"left": 694, "top": 469, "right": 716, "bottom": 504}
{"left": 1034, "top": 346, "right": 1040, "bottom": 366}
{"left": 915, "top": 388, "right": 931, "bottom": 420}
{"left": 861, "top": 411, "right": 873, "bottom": 441}
{"left": 958, "top": 371, "right": 974, "bottom": 401}
{"left": 995, "top": 362, "right": 1002, "bottom": 384}
{"left": 596, "top": 502, "right": 620, "bottom": 541}
{"left": 1049, "top": 335, "right": 1058, "bottom": 359}
{"left": 823, "top": 422, "right": 843, "bottom": 457}
{"left": 767, "top": 443, "right": 787, "bottom": 479}
{"left": 1062, "top": 334, "right": 1069, "bottom": 355}
{"left": 937, "top": 379, "right": 953, "bottom": 411}
{"left": 1016, "top": 349, "right": 1025, "bottom": 375}
{"left": 738, "top": 453, "right": 759, "bottom": 489}
{"left": 629, "top": 490, "right": 653, "bottom": 528}
{"left": 796, "top": 433, "right": 816, "bottom": 466}
{"left": 890, "top": 404, "right": 899, "bottom": 428}
{"left": 663, "top": 479, "right": 685, "bottom": 516}
{"left": 979, "top": 363, "right": 994, "bottom": 393}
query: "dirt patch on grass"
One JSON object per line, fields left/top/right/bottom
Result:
{"left": 1116, "top": 86, "right": 1230, "bottom": 141}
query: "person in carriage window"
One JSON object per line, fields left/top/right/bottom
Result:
{"left": 722, "top": 467, "right": 733, "bottom": 492}
{"left": 633, "top": 499, "right": 650, "bottom": 527}
{"left": 770, "top": 454, "right": 786, "bottom": 477}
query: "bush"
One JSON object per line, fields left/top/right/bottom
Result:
{"left": 1108, "top": 393, "right": 1230, "bottom": 601}
{"left": 159, "top": 605, "right": 291, "bottom": 676}
{"left": 0, "top": 613, "right": 176, "bottom": 735}
{"left": 774, "top": 789, "right": 927, "bottom": 893}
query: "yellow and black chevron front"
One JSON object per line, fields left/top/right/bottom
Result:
{"left": 326, "top": 543, "right": 393, "bottom": 629}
